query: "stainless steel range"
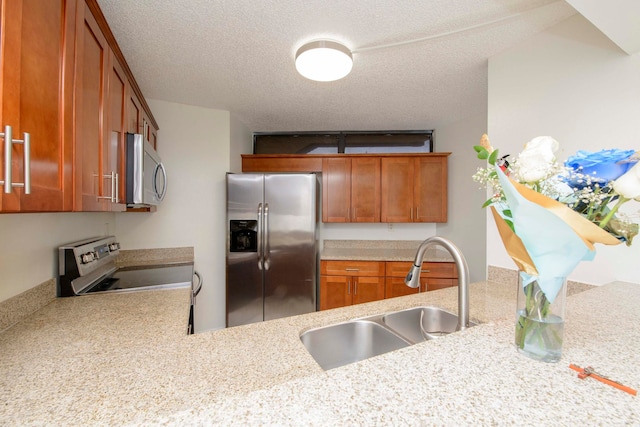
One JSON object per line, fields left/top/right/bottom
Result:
{"left": 58, "top": 236, "right": 201, "bottom": 333}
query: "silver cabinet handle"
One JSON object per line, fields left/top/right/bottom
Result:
{"left": 257, "top": 203, "right": 263, "bottom": 270}
{"left": 347, "top": 278, "right": 351, "bottom": 295}
{"left": 98, "top": 171, "right": 117, "bottom": 202}
{"left": 263, "top": 203, "right": 270, "bottom": 270}
{"left": 354, "top": 278, "right": 358, "bottom": 295}
{"left": 1, "top": 125, "right": 31, "bottom": 194}
{"left": 2, "top": 125, "right": 11, "bottom": 193}
{"left": 420, "top": 269, "right": 431, "bottom": 273}
{"left": 115, "top": 172, "right": 119, "bottom": 203}
{"left": 345, "top": 268, "right": 360, "bottom": 271}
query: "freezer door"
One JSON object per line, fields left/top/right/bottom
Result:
{"left": 226, "top": 173, "right": 264, "bottom": 327}
{"left": 263, "top": 174, "right": 318, "bottom": 321}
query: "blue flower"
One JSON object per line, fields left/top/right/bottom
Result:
{"left": 565, "top": 149, "right": 637, "bottom": 183}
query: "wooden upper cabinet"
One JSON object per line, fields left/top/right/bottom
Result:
{"left": 350, "top": 157, "right": 381, "bottom": 222}
{"left": 243, "top": 153, "right": 448, "bottom": 223}
{"left": 381, "top": 155, "right": 449, "bottom": 223}
{"left": 322, "top": 157, "right": 380, "bottom": 223}
{"left": 74, "top": 1, "right": 109, "bottom": 211}
{"left": 74, "top": 1, "right": 133, "bottom": 212}
{"left": 322, "top": 158, "right": 351, "bottom": 222}
{"left": 106, "top": 53, "right": 127, "bottom": 211}
{"left": 242, "top": 155, "right": 323, "bottom": 173}
{"left": 0, "top": 0, "right": 75, "bottom": 212}
{"left": 127, "top": 91, "right": 143, "bottom": 135}
{"left": 380, "top": 157, "right": 414, "bottom": 223}
{"left": 414, "top": 156, "right": 447, "bottom": 222}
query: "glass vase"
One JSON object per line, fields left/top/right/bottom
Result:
{"left": 515, "top": 273, "right": 567, "bottom": 363}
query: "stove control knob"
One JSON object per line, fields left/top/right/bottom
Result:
{"left": 80, "top": 252, "right": 94, "bottom": 264}
{"left": 109, "top": 242, "right": 120, "bottom": 251}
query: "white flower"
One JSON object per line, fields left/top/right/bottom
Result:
{"left": 613, "top": 161, "right": 640, "bottom": 200}
{"left": 515, "top": 136, "right": 560, "bottom": 183}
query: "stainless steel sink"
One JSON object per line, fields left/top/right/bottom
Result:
{"left": 300, "top": 306, "right": 477, "bottom": 370}
{"left": 300, "top": 320, "right": 411, "bottom": 370}
{"left": 382, "top": 306, "right": 477, "bottom": 343}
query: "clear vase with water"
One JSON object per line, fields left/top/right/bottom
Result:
{"left": 515, "top": 273, "right": 567, "bottom": 363}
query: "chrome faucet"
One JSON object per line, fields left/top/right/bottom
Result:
{"left": 405, "top": 236, "right": 470, "bottom": 331}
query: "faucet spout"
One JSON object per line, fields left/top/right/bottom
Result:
{"left": 404, "top": 236, "right": 470, "bottom": 331}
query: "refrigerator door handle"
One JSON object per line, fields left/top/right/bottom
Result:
{"left": 257, "top": 203, "right": 264, "bottom": 270}
{"left": 263, "top": 203, "right": 271, "bottom": 270}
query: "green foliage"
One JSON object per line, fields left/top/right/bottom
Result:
{"left": 473, "top": 145, "right": 488, "bottom": 160}
{"left": 488, "top": 149, "right": 499, "bottom": 166}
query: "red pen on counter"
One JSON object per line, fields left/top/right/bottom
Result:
{"left": 569, "top": 364, "right": 637, "bottom": 396}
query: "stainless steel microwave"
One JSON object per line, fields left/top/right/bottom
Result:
{"left": 125, "top": 133, "right": 167, "bottom": 207}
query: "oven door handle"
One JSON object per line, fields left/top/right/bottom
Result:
{"left": 192, "top": 270, "right": 203, "bottom": 300}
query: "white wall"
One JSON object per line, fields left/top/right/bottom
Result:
{"left": 0, "top": 212, "right": 114, "bottom": 301}
{"left": 435, "top": 111, "right": 488, "bottom": 283}
{"left": 115, "top": 100, "right": 231, "bottom": 332}
{"left": 230, "top": 115, "right": 252, "bottom": 172}
{"left": 488, "top": 14, "right": 640, "bottom": 285}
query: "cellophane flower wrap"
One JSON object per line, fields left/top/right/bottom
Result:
{"left": 473, "top": 135, "right": 639, "bottom": 361}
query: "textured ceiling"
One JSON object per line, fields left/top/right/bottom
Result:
{"left": 96, "top": 0, "right": 577, "bottom": 133}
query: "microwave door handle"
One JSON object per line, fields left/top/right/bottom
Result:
{"left": 154, "top": 162, "right": 168, "bottom": 201}
{"left": 257, "top": 203, "right": 263, "bottom": 270}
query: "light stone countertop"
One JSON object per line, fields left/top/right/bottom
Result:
{"left": 1, "top": 279, "right": 639, "bottom": 425}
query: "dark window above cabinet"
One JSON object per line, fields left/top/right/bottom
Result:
{"left": 253, "top": 131, "right": 434, "bottom": 155}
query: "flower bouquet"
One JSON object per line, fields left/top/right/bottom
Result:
{"left": 473, "top": 135, "right": 639, "bottom": 362}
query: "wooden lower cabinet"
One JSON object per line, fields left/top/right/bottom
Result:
{"left": 319, "top": 261, "right": 385, "bottom": 310}
{"left": 319, "top": 259, "right": 458, "bottom": 310}
{"left": 385, "top": 261, "right": 458, "bottom": 298}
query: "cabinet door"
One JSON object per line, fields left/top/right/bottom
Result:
{"left": 385, "top": 276, "right": 420, "bottom": 299}
{"left": 414, "top": 156, "right": 448, "bottom": 222}
{"left": 319, "top": 275, "right": 350, "bottom": 310}
{"left": 127, "top": 90, "right": 143, "bottom": 134}
{"left": 350, "top": 157, "right": 380, "bottom": 222}
{"left": 322, "top": 158, "right": 351, "bottom": 222}
{"left": 74, "top": 1, "right": 109, "bottom": 211}
{"left": 106, "top": 52, "right": 127, "bottom": 211}
{"left": 352, "top": 276, "right": 385, "bottom": 305}
{"left": 0, "top": 0, "right": 74, "bottom": 212}
{"left": 381, "top": 157, "right": 414, "bottom": 222}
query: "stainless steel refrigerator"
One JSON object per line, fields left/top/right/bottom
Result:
{"left": 226, "top": 173, "right": 319, "bottom": 327}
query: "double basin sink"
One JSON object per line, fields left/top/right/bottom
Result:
{"left": 300, "top": 306, "right": 477, "bottom": 370}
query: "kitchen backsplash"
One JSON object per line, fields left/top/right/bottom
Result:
{"left": 0, "top": 279, "right": 55, "bottom": 333}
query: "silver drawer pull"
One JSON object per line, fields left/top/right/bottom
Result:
{"left": 345, "top": 268, "right": 360, "bottom": 271}
{"left": 1, "top": 125, "right": 31, "bottom": 194}
{"left": 420, "top": 269, "right": 431, "bottom": 273}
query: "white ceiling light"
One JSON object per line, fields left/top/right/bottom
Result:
{"left": 295, "top": 40, "right": 353, "bottom": 82}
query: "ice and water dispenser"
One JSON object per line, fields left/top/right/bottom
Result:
{"left": 229, "top": 220, "right": 258, "bottom": 252}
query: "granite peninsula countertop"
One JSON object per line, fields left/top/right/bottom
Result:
{"left": 1, "top": 278, "right": 639, "bottom": 425}
{"left": 321, "top": 240, "right": 455, "bottom": 262}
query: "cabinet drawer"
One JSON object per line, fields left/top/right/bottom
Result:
{"left": 385, "top": 261, "right": 414, "bottom": 278}
{"left": 385, "top": 261, "right": 457, "bottom": 278}
{"left": 424, "top": 278, "right": 457, "bottom": 291}
{"left": 320, "top": 260, "right": 385, "bottom": 277}
{"left": 421, "top": 262, "right": 457, "bottom": 278}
